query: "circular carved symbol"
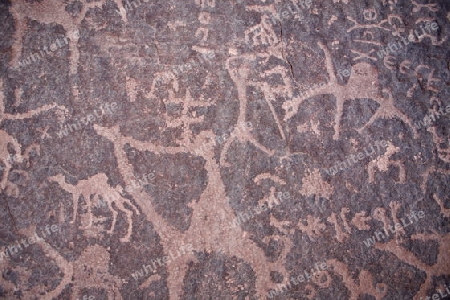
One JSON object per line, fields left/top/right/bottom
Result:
{"left": 363, "top": 9, "right": 377, "bottom": 21}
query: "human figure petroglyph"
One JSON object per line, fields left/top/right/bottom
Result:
{"left": 219, "top": 55, "right": 275, "bottom": 167}
{"left": 175, "top": 90, "right": 212, "bottom": 144}
{"left": 375, "top": 232, "right": 450, "bottom": 300}
{"left": 327, "top": 259, "right": 388, "bottom": 300}
{"left": 244, "top": 4, "right": 295, "bottom": 62}
{"left": 249, "top": 64, "right": 296, "bottom": 142}
{"left": 389, "top": 201, "right": 406, "bottom": 239}
{"left": 283, "top": 42, "right": 417, "bottom": 140}
{"left": 48, "top": 173, "right": 139, "bottom": 242}
{"left": 367, "top": 141, "right": 406, "bottom": 184}
{"left": 372, "top": 201, "right": 410, "bottom": 243}
{"left": 93, "top": 124, "right": 294, "bottom": 299}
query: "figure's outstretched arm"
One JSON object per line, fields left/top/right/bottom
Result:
{"left": 4, "top": 103, "right": 68, "bottom": 120}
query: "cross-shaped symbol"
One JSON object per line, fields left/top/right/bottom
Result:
{"left": 350, "top": 49, "right": 377, "bottom": 62}
{"left": 37, "top": 126, "right": 52, "bottom": 139}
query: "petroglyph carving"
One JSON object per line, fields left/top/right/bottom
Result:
{"left": 350, "top": 49, "right": 377, "bottom": 61}
{"left": 346, "top": 15, "right": 397, "bottom": 33}
{"left": 297, "top": 215, "right": 326, "bottom": 239}
{"left": 420, "top": 123, "right": 450, "bottom": 191}
{"left": 3, "top": 226, "right": 75, "bottom": 299}
{"left": 48, "top": 173, "right": 139, "bottom": 242}
{"left": 254, "top": 173, "right": 286, "bottom": 186}
{"left": 428, "top": 126, "right": 450, "bottom": 163}
{"left": 259, "top": 186, "right": 282, "bottom": 209}
{"left": 72, "top": 244, "right": 123, "bottom": 299}
{"left": 0, "top": 130, "right": 23, "bottom": 196}
{"left": 148, "top": 71, "right": 180, "bottom": 100}
{"left": 9, "top": 0, "right": 125, "bottom": 72}
{"left": 357, "top": 88, "right": 418, "bottom": 137}
{"left": 219, "top": 55, "right": 275, "bottom": 167}
{"left": 406, "top": 64, "right": 442, "bottom": 96}
{"left": 363, "top": 9, "right": 378, "bottom": 21}
{"left": 432, "top": 194, "right": 450, "bottom": 218}
{"left": 0, "top": 80, "right": 67, "bottom": 196}
{"left": 410, "top": 19, "right": 447, "bottom": 45}
{"left": 245, "top": 15, "right": 279, "bottom": 47}
{"left": 375, "top": 232, "right": 450, "bottom": 300}
{"left": 368, "top": 142, "right": 406, "bottom": 184}
{"left": 327, "top": 259, "right": 388, "bottom": 300}
{"left": 411, "top": 0, "right": 440, "bottom": 13}
{"left": 283, "top": 42, "right": 415, "bottom": 139}
{"left": 351, "top": 211, "right": 372, "bottom": 230}
{"left": 93, "top": 124, "right": 292, "bottom": 299}
{"left": 299, "top": 169, "right": 334, "bottom": 199}
{"left": 327, "top": 212, "right": 350, "bottom": 243}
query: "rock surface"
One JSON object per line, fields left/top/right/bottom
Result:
{"left": 0, "top": 0, "right": 449, "bottom": 299}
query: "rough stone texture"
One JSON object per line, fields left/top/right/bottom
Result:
{"left": 0, "top": 0, "right": 449, "bottom": 299}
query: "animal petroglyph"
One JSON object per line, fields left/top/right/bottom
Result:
{"left": 283, "top": 42, "right": 417, "bottom": 140}
{"left": 2, "top": 1, "right": 448, "bottom": 299}
{"left": 93, "top": 124, "right": 293, "bottom": 299}
{"left": 48, "top": 173, "right": 139, "bottom": 242}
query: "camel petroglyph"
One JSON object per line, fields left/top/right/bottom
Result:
{"left": 282, "top": 42, "right": 417, "bottom": 140}
{"left": 93, "top": 123, "right": 293, "bottom": 299}
{"left": 48, "top": 173, "right": 139, "bottom": 242}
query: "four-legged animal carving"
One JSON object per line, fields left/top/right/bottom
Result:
{"left": 282, "top": 42, "right": 417, "bottom": 140}
{"left": 48, "top": 173, "right": 139, "bottom": 242}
